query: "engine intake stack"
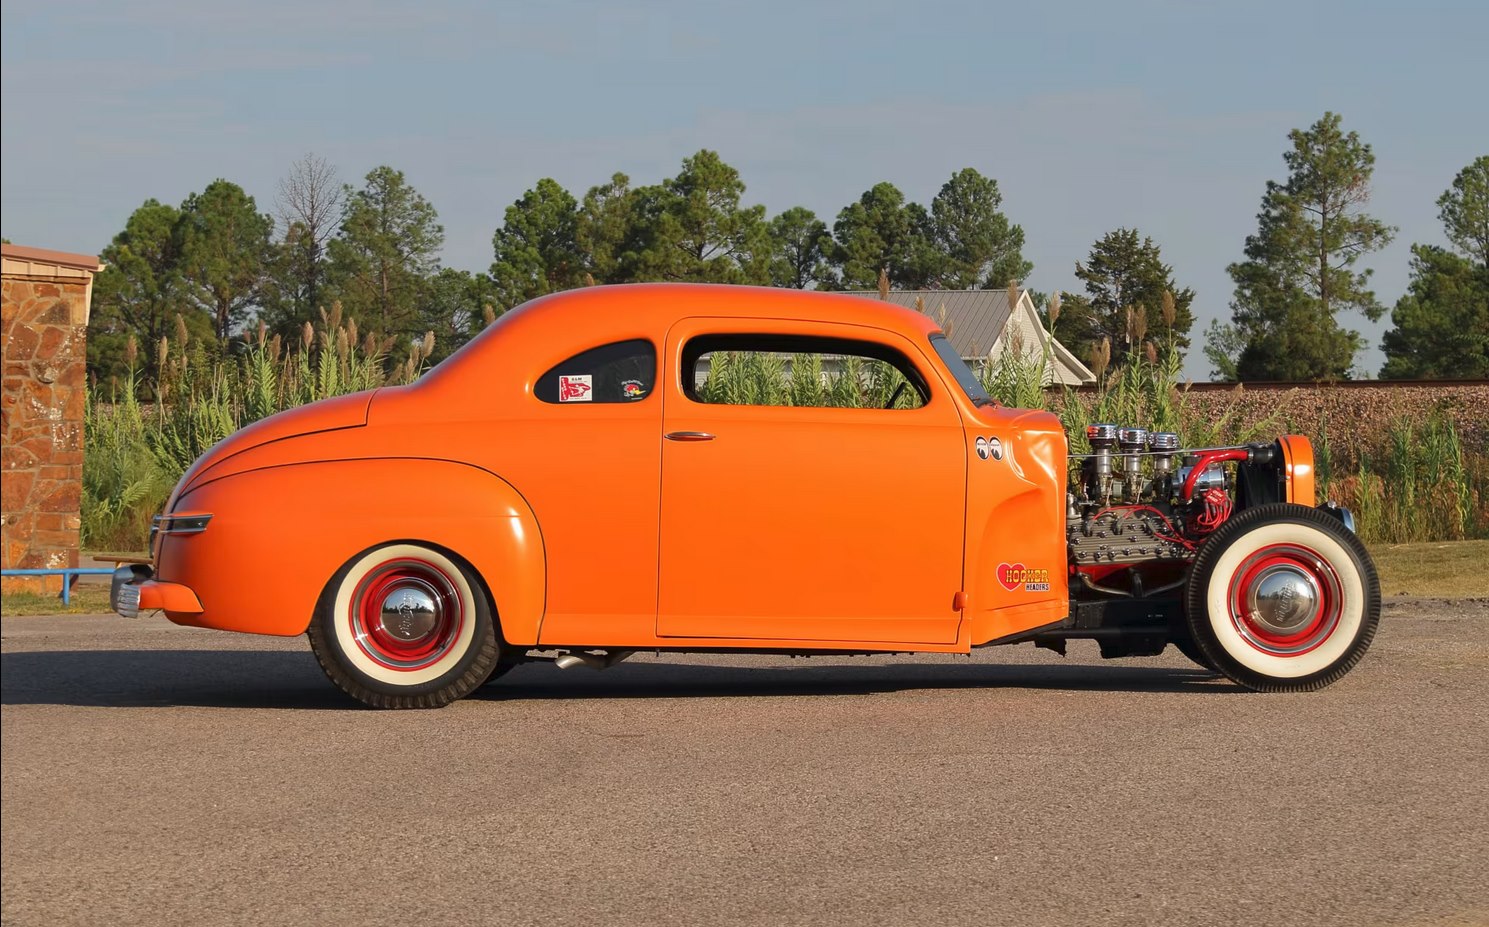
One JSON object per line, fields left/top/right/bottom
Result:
{"left": 1085, "top": 423, "right": 1118, "bottom": 503}
{"left": 1117, "top": 427, "right": 1148, "bottom": 502}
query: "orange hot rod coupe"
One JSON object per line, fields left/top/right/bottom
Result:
{"left": 113, "top": 284, "right": 1379, "bottom": 708}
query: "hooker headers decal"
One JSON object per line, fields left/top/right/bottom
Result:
{"left": 997, "top": 563, "right": 1051, "bottom": 592}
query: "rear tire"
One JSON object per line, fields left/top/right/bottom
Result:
{"left": 308, "top": 542, "right": 500, "bottom": 709}
{"left": 1185, "top": 503, "right": 1379, "bottom": 692}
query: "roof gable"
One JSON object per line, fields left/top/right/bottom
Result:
{"left": 842, "top": 289, "right": 1014, "bottom": 359}
{"left": 840, "top": 288, "right": 1095, "bottom": 385}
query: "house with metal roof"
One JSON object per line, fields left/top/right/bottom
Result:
{"left": 842, "top": 288, "right": 1096, "bottom": 386}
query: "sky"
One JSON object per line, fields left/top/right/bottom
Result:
{"left": 3, "top": 0, "right": 1486, "bottom": 379}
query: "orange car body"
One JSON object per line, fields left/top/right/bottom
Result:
{"left": 135, "top": 284, "right": 1308, "bottom": 656}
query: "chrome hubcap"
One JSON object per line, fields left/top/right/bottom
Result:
{"left": 1246, "top": 566, "right": 1320, "bottom": 636}
{"left": 379, "top": 583, "right": 440, "bottom": 642}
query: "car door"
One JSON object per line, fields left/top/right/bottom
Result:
{"left": 513, "top": 338, "right": 665, "bottom": 646}
{"left": 656, "top": 317, "right": 968, "bottom": 644}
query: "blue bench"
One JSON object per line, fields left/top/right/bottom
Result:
{"left": 1, "top": 568, "right": 118, "bottom": 605}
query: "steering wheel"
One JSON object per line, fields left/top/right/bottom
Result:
{"left": 884, "top": 381, "right": 910, "bottom": 409}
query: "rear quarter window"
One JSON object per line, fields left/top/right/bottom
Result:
{"left": 535, "top": 339, "right": 657, "bottom": 404}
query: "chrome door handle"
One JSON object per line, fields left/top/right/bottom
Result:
{"left": 665, "top": 431, "right": 716, "bottom": 442}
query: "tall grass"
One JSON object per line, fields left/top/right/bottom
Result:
{"left": 1320, "top": 413, "right": 1484, "bottom": 543}
{"left": 82, "top": 308, "right": 431, "bottom": 551}
{"left": 696, "top": 351, "right": 917, "bottom": 409}
{"left": 81, "top": 379, "right": 173, "bottom": 552}
{"left": 83, "top": 297, "right": 1487, "bottom": 551}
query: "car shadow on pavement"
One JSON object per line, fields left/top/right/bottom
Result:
{"left": 480, "top": 660, "right": 1242, "bottom": 702}
{"left": 0, "top": 649, "right": 1241, "bottom": 709}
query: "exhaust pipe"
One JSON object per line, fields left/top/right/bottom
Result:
{"left": 554, "top": 650, "right": 634, "bottom": 671}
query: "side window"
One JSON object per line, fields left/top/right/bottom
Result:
{"left": 536, "top": 339, "right": 656, "bottom": 404}
{"left": 683, "top": 334, "right": 929, "bottom": 409}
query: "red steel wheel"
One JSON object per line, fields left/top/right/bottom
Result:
{"left": 1185, "top": 503, "right": 1379, "bottom": 692}
{"left": 308, "top": 543, "right": 500, "bottom": 709}
{"left": 1225, "top": 544, "right": 1342, "bottom": 657}
{"left": 349, "top": 560, "right": 465, "bottom": 672}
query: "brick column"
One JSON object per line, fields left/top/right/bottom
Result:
{"left": 2, "top": 245, "right": 99, "bottom": 596}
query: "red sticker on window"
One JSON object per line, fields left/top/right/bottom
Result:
{"left": 558, "top": 375, "right": 593, "bottom": 402}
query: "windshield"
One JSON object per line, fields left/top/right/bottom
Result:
{"left": 929, "top": 333, "right": 996, "bottom": 407}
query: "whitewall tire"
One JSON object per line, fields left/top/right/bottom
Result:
{"left": 1185, "top": 504, "right": 1379, "bottom": 692}
{"left": 308, "top": 543, "right": 500, "bottom": 709}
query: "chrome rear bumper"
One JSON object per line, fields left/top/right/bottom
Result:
{"left": 111, "top": 565, "right": 153, "bottom": 618}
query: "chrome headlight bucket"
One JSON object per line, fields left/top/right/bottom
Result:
{"left": 1317, "top": 501, "right": 1356, "bottom": 534}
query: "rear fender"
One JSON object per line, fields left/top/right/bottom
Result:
{"left": 161, "top": 459, "right": 545, "bottom": 641}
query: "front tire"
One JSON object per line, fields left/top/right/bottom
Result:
{"left": 1185, "top": 503, "right": 1379, "bottom": 692}
{"left": 308, "top": 542, "right": 500, "bottom": 709}
{"left": 1172, "top": 636, "right": 1219, "bottom": 673}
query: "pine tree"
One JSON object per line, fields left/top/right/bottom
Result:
{"left": 327, "top": 166, "right": 444, "bottom": 344}
{"left": 1058, "top": 228, "right": 1194, "bottom": 366}
{"left": 1436, "top": 155, "right": 1489, "bottom": 269}
{"left": 1206, "top": 112, "right": 1395, "bottom": 380}
{"left": 490, "top": 178, "right": 584, "bottom": 310}
{"left": 929, "top": 168, "right": 1030, "bottom": 289}
{"left": 830, "top": 182, "right": 934, "bottom": 290}
{"left": 767, "top": 207, "right": 832, "bottom": 289}
{"left": 1380, "top": 156, "right": 1489, "bottom": 378}
{"left": 178, "top": 179, "right": 275, "bottom": 341}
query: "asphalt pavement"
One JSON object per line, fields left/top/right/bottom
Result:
{"left": 3, "top": 599, "right": 1486, "bottom": 927}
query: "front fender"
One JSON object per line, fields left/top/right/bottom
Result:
{"left": 159, "top": 458, "right": 546, "bottom": 641}
{"left": 962, "top": 409, "right": 1070, "bottom": 644}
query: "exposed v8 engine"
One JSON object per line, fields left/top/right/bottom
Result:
{"left": 1066, "top": 424, "right": 1308, "bottom": 575}
{"left": 1051, "top": 422, "right": 1366, "bottom": 667}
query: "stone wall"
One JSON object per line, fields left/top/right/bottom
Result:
{"left": 2, "top": 247, "right": 97, "bottom": 595}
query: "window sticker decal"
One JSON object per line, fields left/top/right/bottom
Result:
{"left": 621, "top": 379, "right": 647, "bottom": 400}
{"left": 558, "top": 374, "right": 593, "bottom": 402}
